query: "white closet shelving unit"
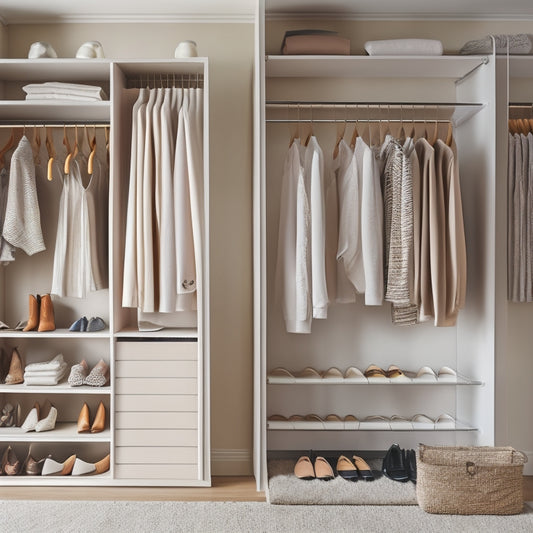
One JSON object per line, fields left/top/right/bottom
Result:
{"left": 0, "top": 58, "right": 210, "bottom": 486}
{"left": 253, "top": 14, "right": 498, "bottom": 492}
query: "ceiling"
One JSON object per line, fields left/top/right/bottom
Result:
{"left": 1, "top": 0, "right": 533, "bottom": 24}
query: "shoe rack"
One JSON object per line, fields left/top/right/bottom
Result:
{"left": 253, "top": 8, "right": 500, "bottom": 492}
{"left": 0, "top": 58, "right": 210, "bottom": 486}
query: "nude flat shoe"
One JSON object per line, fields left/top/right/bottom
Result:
{"left": 68, "top": 359, "right": 89, "bottom": 387}
{"left": 294, "top": 456, "right": 315, "bottom": 480}
{"left": 353, "top": 455, "right": 375, "bottom": 481}
{"left": 336, "top": 455, "right": 358, "bottom": 481}
{"left": 84, "top": 359, "right": 109, "bottom": 387}
{"left": 314, "top": 456, "right": 334, "bottom": 480}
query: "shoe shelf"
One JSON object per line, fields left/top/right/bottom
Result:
{"left": 266, "top": 374, "right": 482, "bottom": 386}
{"left": 0, "top": 423, "right": 111, "bottom": 442}
{"left": 267, "top": 421, "right": 476, "bottom": 432}
{"left": 0, "top": 471, "right": 112, "bottom": 485}
{"left": 0, "top": 383, "right": 111, "bottom": 395}
{"left": 0, "top": 329, "right": 110, "bottom": 338}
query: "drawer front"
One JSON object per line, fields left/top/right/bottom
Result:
{"left": 115, "top": 394, "right": 198, "bottom": 412}
{"left": 116, "top": 360, "right": 197, "bottom": 378}
{"left": 115, "top": 429, "right": 198, "bottom": 447}
{"left": 116, "top": 341, "right": 197, "bottom": 361}
{"left": 115, "top": 377, "right": 197, "bottom": 395}
{"left": 115, "top": 464, "right": 198, "bottom": 480}
{"left": 115, "top": 446, "right": 197, "bottom": 464}
{"left": 115, "top": 412, "right": 198, "bottom": 430}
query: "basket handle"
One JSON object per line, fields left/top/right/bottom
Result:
{"left": 514, "top": 451, "right": 529, "bottom": 464}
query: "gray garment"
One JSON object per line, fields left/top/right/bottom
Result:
{"left": 2, "top": 136, "right": 45, "bottom": 256}
{"left": 0, "top": 167, "right": 16, "bottom": 264}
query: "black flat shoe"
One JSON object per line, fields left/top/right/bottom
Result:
{"left": 382, "top": 443, "right": 409, "bottom": 482}
{"left": 353, "top": 455, "right": 375, "bottom": 481}
{"left": 336, "top": 455, "right": 358, "bottom": 481}
{"left": 407, "top": 449, "right": 417, "bottom": 483}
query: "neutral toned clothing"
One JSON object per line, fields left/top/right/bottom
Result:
{"left": 3, "top": 136, "right": 45, "bottom": 256}
{"left": 0, "top": 167, "right": 16, "bottom": 264}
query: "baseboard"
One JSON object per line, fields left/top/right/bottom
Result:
{"left": 211, "top": 449, "right": 253, "bottom": 476}
{"left": 523, "top": 452, "right": 533, "bottom": 475}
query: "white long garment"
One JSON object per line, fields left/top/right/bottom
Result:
{"left": 360, "top": 138, "right": 384, "bottom": 305}
{"left": 123, "top": 88, "right": 148, "bottom": 308}
{"left": 305, "top": 136, "right": 329, "bottom": 319}
{"left": 275, "top": 139, "right": 311, "bottom": 334}
{"left": 51, "top": 156, "right": 103, "bottom": 298}
{"left": 0, "top": 167, "right": 16, "bottom": 264}
{"left": 3, "top": 136, "right": 45, "bottom": 256}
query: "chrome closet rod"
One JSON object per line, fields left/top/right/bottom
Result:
{"left": 266, "top": 119, "right": 453, "bottom": 123}
{"left": 265, "top": 101, "right": 481, "bottom": 107}
{"left": 0, "top": 122, "right": 110, "bottom": 128}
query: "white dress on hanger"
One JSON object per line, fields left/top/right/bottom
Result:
{"left": 0, "top": 167, "right": 16, "bottom": 264}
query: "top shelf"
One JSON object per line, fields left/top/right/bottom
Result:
{"left": 0, "top": 59, "right": 112, "bottom": 82}
{"left": 265, "top": 55, "right": 489, "bottom": 80}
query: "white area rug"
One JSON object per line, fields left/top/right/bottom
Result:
{"left": 268, "top": 458, "right": 417, "bottom": 505}
{"left": 1, "top": 500, "right": 532, "bottom": 533}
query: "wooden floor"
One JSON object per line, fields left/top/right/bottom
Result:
{"left": 0, "top": 476, "right": 531, "bottom": 502}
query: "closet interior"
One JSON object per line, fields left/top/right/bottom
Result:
{"left": 0, "top": 58, "right": 210, "bottom": 486}
{"left": 254, "top": 44, "right": 498, "bottom": 490}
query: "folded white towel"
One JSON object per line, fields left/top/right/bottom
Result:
{"left": 365, "top": 39, "right": 443, "bottom": 56}
{"left": 24, "top": 362, "right": 67, "bottom": 378}
{"left": 460, "top": 34, "right": 532, "bottom": 55}
{"left": 25, "top": 353, "right": 64, "bottom": 372}
{"left": 23, "top": 82, "right": 107, "bottom": 100}
{"left": 24, "top": 363, "right": 67, "bottom": 385}
{"left": 25, "top": 94, "right": 103, "bottom": 102}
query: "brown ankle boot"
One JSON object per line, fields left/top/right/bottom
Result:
{"left": 5, "top": 348, "right": 24, "bottom": 385}
{"left": 37, "top": 294, "right": 55, "bottom": 332}
{"left": 23, "top": 294, "right": 40, "bottom": 332}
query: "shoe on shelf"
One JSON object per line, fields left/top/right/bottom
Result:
{"left": 34, "top": 400, "right": 57, "bottom": 432}
{"left": 21, "top": 402, "right": 40, "bottom": 432}
{"left": 382, "top": 443, "right": 409, "bottom": 482}
{"left": 71, "top": 454, "right": 110, "bottom": 476}
{"left": 23, "top": 444, "right": 50, "bottom": 476}
{"left": 69, "top": 316, "right": 88, "bottom": 332}
{"left": 77, "top": 402, "right": 90, "bottom": 433}
{"left": 407, "top": 449, "right": 417, "bottom": 483}
{"left": 84, "top": 359, "right": 109, "bottom": 387}
{"left": 1, "top": 445, "right": 21, "bottom": 476}
{"left": 5, "top": 347, "right": 24, "bottom": 385}
{"left": 314, "top": 456, "right": 334, "bottom": 481}
{"left": 294, "top": 455, "right": 315, "bottom": 480}
{"left": 68, "top": 359, "right": 89, "bottom": 387}
{"left": 37, "top": 293, "right": 55, "bottom": 332}
{"left": 23, "top": 294, "right": 40, "bottom": 332}
{"left": 0, "top": 348, "right": 10, "bottom": 383}
{"left": 336, "top": 455, "right": 358, "bottom": 481}
{"left": 87, "top": 317, "right": 105, "bottom": 332}
{"left": 41, "top": 454, "right": 76, "bottom": 476}
{"left": 91, "top": 401, "right": 106, "bottom": 433}
{"left": 0, "top": 402, "right": 20, "bottom": 427}
{"left": 353, "top": 455, "right": 375, "bottom": 481}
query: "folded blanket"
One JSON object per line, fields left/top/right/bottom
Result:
{"left": 460, "top": 34, "right": 532, "bottom": 55}
{"left": 23, "top": 82, "right": 107, "bottom": 100}
{"left": 365, "top": 39, "right": 443, "bottom": 56}
{"left": 24, "top": 353, "right": 64, "bottom": 372}
{"left": 25, "top": 94, "right": 103, "bottom": 102}
{"left": 24, "top": 362, "right": 67, "bottom": 378}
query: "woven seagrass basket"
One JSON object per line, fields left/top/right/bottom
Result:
{"left": 417, "top": 444, "right": 527, "bottom": 515}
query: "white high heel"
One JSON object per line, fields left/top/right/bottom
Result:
{"left": 34, "top": 400, "right": 57, "bottom": 432}
{"left": 71, "top": 454, "right": 110, "bottom": 476}
{"left": 20, "top": 402, "right": 40, "bottom": 432}
{"left": 41, "top": 454, "right": 76, "bottom": 476}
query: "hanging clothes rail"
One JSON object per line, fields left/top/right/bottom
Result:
{"left": 126, "top": 73, "right": 204, "bottom": 89}
{"left": 0, "top": 122, "right": 110, "bottom": 128}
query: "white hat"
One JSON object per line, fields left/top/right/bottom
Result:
{"left": 76, "top": 41, "right": 105, "bottom": 59}
{"left": 28, "top": 42, "right": 58, "bottom": 59}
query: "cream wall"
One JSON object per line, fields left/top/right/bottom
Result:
{"left": 5, "top": 22, "right": 255, "bottom": 475}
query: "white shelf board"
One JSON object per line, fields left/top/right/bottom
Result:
{"left": 265, "top": 55, "right": 489, "bottom": 79}
{"left": 267, "top": 422, "right": 476, "bottom": 431}
{"left": 0, "top": 101, "right": 111, "bottom": 122}
{"left": 0, "top": 382, "right": 111, "bottom": 394}
{"left": 0, "top": 423, "right": 111, "bottom": 442}
{"left": 115, "top": 327, "right": 198, "bottom": 340}
{"left": 0, "top": 59, "right": 111, "bottom": 81}
{"left": 0, "top": 328, "right": 110, "bottom": 338}
{"left": 267, "top": 376, "right": 482, "bottom": 385}
{"left": 0, "top": 472, "right": 111, "bottom": 485}
{"left": 115, "top": 58, "right": 207, "bottom": 77}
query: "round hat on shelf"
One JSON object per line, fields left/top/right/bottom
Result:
{"left": 28, "top": 42, "right": 58, "bottom": 59}
{"left": 76, "top": 41, "right": 105, "bottom": 59}
{"left": 174, "top": 40, "right": 198, "bottom": 58}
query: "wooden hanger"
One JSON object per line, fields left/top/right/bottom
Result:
{"left": 289, "top": 104, "right": 300, "bottom": 147}
{"left": 87, "top": 126, "right": 97, "bottom": 175}
{"left": 304, "top": 105, "right": 313, "bottom": 147}
{"left": 32, "top": 126, "right": 41, "bottom": 164}
{"left": 333, "top": 115, "right": 346, "bottom": 159}
{"left": 349, "top": 120, "right": 359, "bottom": 150}
{"left": 0, "top": 129, "right": 16, "bottom": 171}
{"left": 104, "top": 126, "right": 110, "bottom": 165}
{"left": 445, "top": 122, "right": 454, "bottom": 146}
{"left": 45, "top": 127, "right": 56, "bottom": 181}
{"left": 64, "top": 125, "right": 79, "bottom": 174}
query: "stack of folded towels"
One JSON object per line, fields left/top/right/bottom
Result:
{"left": 24, "top": 353, "right": 67, "bottom": 386}
{"left": 281, "top": 30, "right": 350, "bottom": 55}
{"left": 22, "top": 82, "right": 108, "bottom": 102}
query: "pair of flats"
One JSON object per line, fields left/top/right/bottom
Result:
{"left": 68, "top": 359, "right": 109, "bottom": 387}
{"left": 294, "top": 455, "right": 335, "bottom": 481}
{"left": 336, "top": 454, "right": 375, "bottom": 481}
{"left": 382, "top": 443, "right": 417, "bottom": 483}
{"left": 69, "top": 316, "right": 105, "bottom": 332}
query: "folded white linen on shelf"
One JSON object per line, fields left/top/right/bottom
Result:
{"left": 24, "top": 364, "right": 67, "bottom": 379}
{"left": 24, "top": 363, "right": 67, "bottom": 385}
{"left": 24, "top": 353, "right": 64, "bottom": 372}
{"left": 25, "top": 94, "right": 104, "bottom": 102}
{"left": 22, "top": 82, "right": 107, "bottom": 100}
{"left": 364, "top": 39, "right": 443, "bottom": 56}
{"left": 460, "top": 34, "right": 532, "bottom": 55}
